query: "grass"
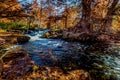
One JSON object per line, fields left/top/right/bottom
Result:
{"left": 0, "top": 22, "right": 29, "bottom": 31}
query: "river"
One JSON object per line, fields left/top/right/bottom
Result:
{"left": 12, "top": 30, "right": 120, "bottom": 80}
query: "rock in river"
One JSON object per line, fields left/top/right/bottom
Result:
{"left": 17, "top": 36, "right": 30, "bottom": 43}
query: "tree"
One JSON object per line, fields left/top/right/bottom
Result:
{"left": 0, "top": 0, "right": 29, "bottom": 22}
{"left": 28, "top": 0, "right": 40, "bottom": 27}
{"left": 79, "top": 0, "right": 119, "bottom": 34}
{"left": 80, "top": 0, "right": 91, "bottom": 34}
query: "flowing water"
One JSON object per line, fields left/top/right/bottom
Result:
{"left": 12, "top": 30, "right": 120, "bottom": 79}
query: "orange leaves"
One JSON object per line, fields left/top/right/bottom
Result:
{"left": 0, "top": 0, "right": 28, "bottom": 21}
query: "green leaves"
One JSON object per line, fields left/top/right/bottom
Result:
{"left": 0, "top": 22, "right": 29, "bottom": 30}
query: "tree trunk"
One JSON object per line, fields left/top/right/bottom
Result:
{"left": 80, "top": 0, "right": 92, "bottom": 34}
{"left": 81, "top": 0, "right": 119, "bottom": 34}
{"left": 40, "top": 1, "right": 42, "bottom": 28}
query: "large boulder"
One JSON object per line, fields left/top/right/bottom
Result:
{"left": 1, "top": 47, "right": 34, "bottom": 79}
{"left": 17, "top": 36, "right": 30, "bottom": 43}
{"left": 0, "top": 32, "right": 30, "bottom": 44}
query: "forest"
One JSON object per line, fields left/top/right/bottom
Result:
{"left": 0, "top": 0, "right": 120, "bottom": 80}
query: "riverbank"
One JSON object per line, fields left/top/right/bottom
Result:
{"left": 0, "top": 31, "right": 31, "bottom": 78}
{"left": 41, "top": 28, "right": 120, "bottom": 44}
{"left": 0, "top": 32, "right": 30, "bottom": 49}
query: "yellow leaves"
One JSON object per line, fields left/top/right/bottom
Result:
{"left": 91, "top": 0, "right": 110, "bottom": 18}
{"left": 0, "top": 29, "right": 6, "bottom": 32}
{"left": 0, "top": 0, "right": 26, "bottom": 22}
{"left": 0, "top": 18, "right": 11, "bottom": 23}
{"left": 0, "top": 0, "right": 21, "bottom": 11}
{"left": 112, "top": 16, "right": 120, "bottom": 33}
{"left": 33, "top": 65, "right": 39, "bottom": 71}
{"left": 0, "top": 2, "right": 8, "bottom": 10}
{"left": 21, "top": 66, "right": 91, "bottom": 80}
